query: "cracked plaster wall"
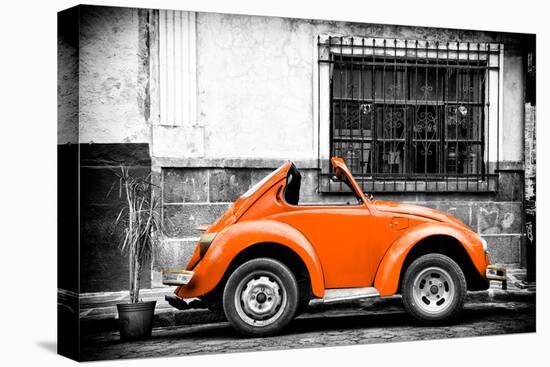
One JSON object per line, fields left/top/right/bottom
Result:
{"left": 196, "top": 12, "right": 525, "bottom": 164}
{"left": 59, "top": 6, "right": 151, "bottom": 144}
{"left": 59, "top": 8, "right": 526, "bottom": 164}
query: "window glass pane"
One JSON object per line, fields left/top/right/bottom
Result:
{"left": 376, "top": 142, "right": 406, "bottom": 174}
{"left": 341, "top": 141, "right": 371, "bottom": 176}
{"left": 408, "top": 67, "right": 445, "bottom": 101}
{"left": 447, "top": 69, "right": 485, "bottom": 102}
{"left": 413, "top": 106, "right": 441, "bottom": 138}
{"left": 332, "top": 100, "right": 373, "bottom": 176}
{"left": 332, "top": 67, "right": 374, "bottom": 100}
{"left": 376, "top": 106, "right": 406, "bottom": 140}
{"left": 374, "top": 67, "right": 406, "bottom": 100}
{"left": 412, "top": 105, "right": 442, "bottom": 174}
{"left": 445, "top": 105, "right": 482, "bottom": 140}
{"left": 329, "top": 53, "right": 486, "bottom": 182}
{"left": 375, "top": 106, "right": 407, "bottom": 174}
{"left": 333, "top": 100, "right": 375, "bottom": 133}
{"left": 446, "top": 143, "right": 482, "bottom": 175}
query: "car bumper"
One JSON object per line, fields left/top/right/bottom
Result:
{"left": 486, "top": 264, "right": 507, "bottom": 289}
{"left": 162, "top": 270, "right": 194, "bottom": 286}
{"left": 486, "top": 264, "right": 506, "bottom": 281}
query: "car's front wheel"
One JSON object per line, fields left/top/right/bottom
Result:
{"left": 222, "top": 258, "right": 298, "bottom": 337}
{"left": 402, "top": 253, "right": 466, "bottom": 324}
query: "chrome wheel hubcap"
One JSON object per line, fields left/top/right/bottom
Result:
{"left": 412, "top": 266, "right": 455, "bottom": 315}
{"left": 234, "top": 273, "right": 287, "bottom": 327}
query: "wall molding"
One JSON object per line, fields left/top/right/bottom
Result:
{"left": 152, "top": 157, "right": 321, "bottom": 169}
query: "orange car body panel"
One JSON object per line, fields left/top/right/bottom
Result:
{"left": 175, "top": 219, "right": 325, "bottom": 299}
{"left": 174, "top": 157, "right": 490, "bottom": 300}
{"left": 374, "top": 221, "right": 488, "bottom": 296}
{"left": 269, "top": 206, "right": 408, "bottom": 288}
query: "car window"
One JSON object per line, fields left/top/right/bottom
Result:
{"left": 241, "top": 164, "right": 286, "bottom": 199}
{"left": 284, "top": 164, "right": 301, "bottom": 205}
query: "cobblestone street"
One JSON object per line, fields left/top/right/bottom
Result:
{"left": 81, "top": 298, "right": 535, "bottom": 361}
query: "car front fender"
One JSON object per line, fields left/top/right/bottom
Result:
{"left": 175, "top": 219, "right": 325, "bottom": 299}
{"left": 373, "top": 222, "right": 487, "bottom": 296}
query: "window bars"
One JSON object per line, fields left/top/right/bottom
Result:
{"left": 317, "top": 36, "right": 502, "bottom": 193}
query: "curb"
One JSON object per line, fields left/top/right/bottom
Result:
{"left": 468, "top": 289, "right": 535, "bottom": 303}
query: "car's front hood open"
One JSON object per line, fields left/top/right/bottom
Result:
{"left": 372, "top": 200, "right": 471, "bottom": 231}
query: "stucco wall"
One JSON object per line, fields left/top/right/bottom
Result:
{"left": 66, "top": 8, "right": 526, "bottom": 164}
{"left": 502, "top": 49, "right": 525, "bottom": 162}
{"left": 57, "top": 7, "right": 79, "bottom": 145}
{"left": 192, "top": 13, "right": 524, "bottom": 164}
{"left": 196, "top": 14, "right": 316, "bottom": 161}
{"left": 78, "top": 6, "right": 150, "bottom": 144}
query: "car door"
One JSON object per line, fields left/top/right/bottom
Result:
{"left": 273, "top": 205, "right": 375, "bottom": 289}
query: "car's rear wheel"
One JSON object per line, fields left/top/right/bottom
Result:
{"left": 402, "top": 254, "right": 466, "bottom": 324}
{"left": 222, "top": 258, "right": 298, "bottom": 337}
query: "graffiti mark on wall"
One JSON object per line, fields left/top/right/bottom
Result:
{"left": 478, "top": 207, "right": 517, "bottom": 234}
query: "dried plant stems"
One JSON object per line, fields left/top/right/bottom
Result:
{"left": 116, "top": 166, "right": 163, "bottom": 304}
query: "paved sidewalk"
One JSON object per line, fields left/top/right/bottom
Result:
{"left": 80, "top": 299, "right": 535, "bottom": 361}
{"left": 64, "top": 266, "right": 535, "bottom": 361}
{"left": 68, "top": 267, "right": 534, "bottom": 336}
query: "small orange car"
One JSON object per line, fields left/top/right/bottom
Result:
{"left": 163, "top": 157, "right": 505, "bottom": 337}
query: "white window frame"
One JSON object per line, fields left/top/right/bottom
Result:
{"left": 313, "top": 35, "right": 504, "bottom": 177}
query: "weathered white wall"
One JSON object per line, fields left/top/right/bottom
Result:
{"left": 502, "top": 50, "right": 525, "bottom": 163}
{"left": 196, "top": 14, "right": 316, "bottom": 161}
{"left": 194, "top": 13, "right": 525, "bottom": 164}
{"left": 64, "top": 8, "right": 525, "bottom": 165}
{"left": 57, "top": 8, "right": 79, "bottom": 145}
{"left": 78, "top": 6, "right": 149, "bottom": 144}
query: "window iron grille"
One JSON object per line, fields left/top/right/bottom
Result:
{"left": 317, "top": 36, "right": 502, "bottom": 193}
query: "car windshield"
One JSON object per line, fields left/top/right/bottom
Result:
{"left": 241, "top": 164, "right": 286, "bottom": 199}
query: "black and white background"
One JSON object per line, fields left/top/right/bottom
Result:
{"left": 2, "top": 0, "right": 547, "bottom": 366}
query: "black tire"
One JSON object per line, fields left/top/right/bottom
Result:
{"left": 296, "top": 298, "right": 311, "bottom": 316}
{"left": 401, "top": 253, "right": 466, "bottom": 325}
{"left": 222, "top": 258, "right": 299, "bottom": 337}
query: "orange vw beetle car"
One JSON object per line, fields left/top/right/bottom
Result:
{"left": 163, "top": 157, "right": 505, "bottom": 336}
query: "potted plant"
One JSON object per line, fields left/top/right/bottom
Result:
{"left": 114, "top": 167, "right": 163, "bottom": 341}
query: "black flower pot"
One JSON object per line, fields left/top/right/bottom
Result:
{"left": 116, "top": 301, "right": 156, "bottom": 341}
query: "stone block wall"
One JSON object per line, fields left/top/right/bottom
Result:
{"left": 153, "top": 164, "right": 524, "bottom": 287}
{"left": 152, "top": 167, "right": 275, "bottom": 286}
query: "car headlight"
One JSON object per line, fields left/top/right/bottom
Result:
{"left": 199, "top": 232, "right": 217, "bottom": 258}
{"left": 480, "top": 237, "right": 488, "bottom": 253}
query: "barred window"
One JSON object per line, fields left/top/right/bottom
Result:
{"left": 317, "top": 37, "right": 502, "bottom": 193}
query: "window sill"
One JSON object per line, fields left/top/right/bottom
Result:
{"left": 319, "top": 174, "right": 498, "bottom": 193}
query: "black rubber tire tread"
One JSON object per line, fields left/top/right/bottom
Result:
{"left": 295, "top": 298, "right": 311, "bottom": 316}
{"left": 222, "top": 258, "right": 299, "bottom": 337}
{"left": 401, "top": 253, "right": 467, "bottom": 325}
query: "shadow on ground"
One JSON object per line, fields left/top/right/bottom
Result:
{"left": 35, "top": 340, "right": 57, "bottom": 354}
{"left": 84, "top": 302, "right": 535, "bottom": 344}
